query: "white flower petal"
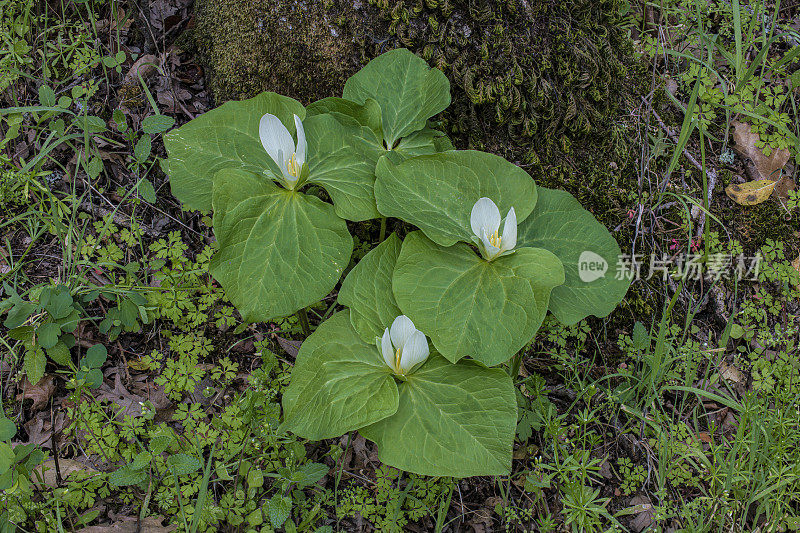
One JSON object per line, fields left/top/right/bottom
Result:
{"left": 470, "top": 197, "right": 501, "bottom": 238}
{"left": 481, "top": 228, "right": 500, "bottom": 259}
{"left": 390, "top": 315, "right": 416, "bottom": 349}
{"left": 380, "top": 329, "right": 395, "bottom": 370}
{"left": 399, "top": 330, "right": 429, "bottom": 372}
{"left": 500, "top": 207, "right": 517, "bottom": 253}
{"left": 293, "top": 114, "right": 307, "bottom": 166}
{"left": 259, "top": 113, "right": 295, "bottom": 176}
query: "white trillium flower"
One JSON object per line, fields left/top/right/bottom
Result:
{"left": 470, "top": 197, "right": 517, "bottom": 261}
{"left": 259, "top": 113, "right": 307, "bottom": 190}
{"left": 378, "top": 315, "right": 430, "bottom": 376}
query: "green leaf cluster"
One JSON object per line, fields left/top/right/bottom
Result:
{"left": 165, "top": 48, "right": 631, "bottom": 478}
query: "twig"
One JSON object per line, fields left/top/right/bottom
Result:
{"left": 79, "top": 201, "right": 161, "bottom": 238}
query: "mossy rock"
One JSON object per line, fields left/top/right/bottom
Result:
{"left": 193, "top": 0, "right": 645, "bottom": 222}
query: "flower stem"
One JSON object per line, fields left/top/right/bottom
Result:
{"left": 298, "top": 308, "right": 311, "bottom": 336}
{"left": 510, "top": 351, "right": 524, "bottom": 380}
{"left": 379, "top": 217, "right": 387, "bottom": 242}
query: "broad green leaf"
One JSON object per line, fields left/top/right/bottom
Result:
{"left": 36, "top": 322, "right": 61, "bottom": 349}
{"left": 46, "top": 341, "right": 71, "bottom": 365}
{"left": 343, "top": 49, "right": 450, "bottom": 145}
{"left": 38, "top": 85, "right": 56, "bottom": 107}
{"left": 0, "top": 443, "right": 14, "bottom": 473}
{"left": 307, "top": 97, "right": 445, "bottom": 159}
{"left": 296, "top": 462, "right": 329, "bottom": 488}
{"left": 360, "top": 354, "right": 516, "bottom": 477}
{"left": 516, "top": 188, "right": 630, "bottom": 325}
{"left": 40, "top": 285, "right": 73, "bottom": 319}
{"left": 338, "top": 234, "right": 402, "bottom": 343}
{"left": 77, "top": 368, "right": 103, "bottom": 389}
{"left": 393, "top": 232, "right": 564, "bottom": 366}
{"left": 632, "top": 322, "right": 649, "bottom": 351}
{"left": 137, "top": 178, "right": 157, "bottom": 203}
{"left": 164, "top": 92, "right": 305, "bottom": 211}
{"left": 130, "top": 451, "right": 152, "bottom": 470}
{"left": 3, "top": 299, "right": 35, "bottom": 329}
{"left": 268, "top": 494, "right": 292, "bottom": 528}
{"left": 109, "top": 466, "right": 147, "bottom": 487}
{"left": 304, "top": 113, "right": 381, "bottom": 221}
{"left": 375, "top": 150, "right": 537, "bottom": 247}
{"left": 394, "top": 127, "right": 445, "bottom": 159}
{"left": 81, "top": 344, "right": 108, "bottom": 369}
{"left": 166, "top": 453, "right": 202, "bottom": 475}
{"left": 0, "top": 418, "right": 16, "bottom": 441}
{"left": 306, "top": 97, "right": 382, "bottom": 138}
{"left": 134, "top": 136, "right": 151, "bottom": 163}
{"left": 210, "top": 169, "right": 352, "bottom": 322}
{"left": 282, "top": 312, "right": 398, "bottom": 440}
{"left": 8, "top": 326, "right": 33, "bottom": 342}
{"left": 142, "top": 114, "right": 175, "bottom": 134}
{"left": 24, "top": 347, "right": 46, "bottom": 385}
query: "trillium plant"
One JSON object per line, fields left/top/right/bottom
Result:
{"left": 164, "top": 48, "right": 630, "bottom": 477}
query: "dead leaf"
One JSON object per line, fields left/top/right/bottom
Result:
{"left": 792, "top": 255, "right": 800, "bottom": 287}
{"left": 719, "top": 361, "right": 744, "bottom": 384}
{"left": 628, "top": 495, "right": 655, "bottom": 533}
{"left": 276, "top": 337, "right": 302, "bottom": 358}
{"left": 774, "top": 176, "right": 798, "bottom": 209}
{"left": 33, "top": 458, "right": 98, "bottom": 488}
{"left": 121, "top": 54, "right": 158, "bottom": 87}
{"left": 95, "top": 373, "right": 146, "bottom": 418}
{"left": 76, "top": 515, "right": 176, "bottom": 533}
{"left": 725, "top": 179, "right": 778, "bottom": 205}
{"left": 22, "top": 410, "right": 67, "bottom": 447}
{"left": 732, "top": 120, "right": 791, "bottom": 181}
{"left": 17, "top": 375, "right": 56, "bottom": 411}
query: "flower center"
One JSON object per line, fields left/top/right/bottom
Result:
{"left": 489, "top": 229, "right": 501, "bottom": 248}
{"left": 395, "top": 346, "right": 403, "bottom": 371}
{"left": 286, "top": 153, "right": 301, "bottom": 178}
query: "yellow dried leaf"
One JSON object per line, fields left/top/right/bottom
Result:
{"left": 725, "top": 179, "right": 778, "bottom": 206}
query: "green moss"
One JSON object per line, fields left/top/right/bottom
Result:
{"left": 192, "top": 0, "right": 645, "bottom": 206}
{"left": 193, "top": 0, "right": 369, "bottom": 104}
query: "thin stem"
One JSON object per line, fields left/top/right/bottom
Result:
{"left": 510, "top": 351, "right": 523, "bottom": 380}
{"left": 298, "top": 308, "right": 311, "bottom": 336}
{"left": 379, "top": 217, "right": 387, "bottom": 242}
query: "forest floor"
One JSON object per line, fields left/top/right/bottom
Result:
{"left": 1, "top": 0, "right": 800, "bottom": 532}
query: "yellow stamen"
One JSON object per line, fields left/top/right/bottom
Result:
{"left": 489, "top": 229, "right": 501, "bottom": 248}
{"left": 395, "top": 347, "right": 403, "bottom": 372}
{"left": 286, "top": 153, "right": 301, "bottom": 177}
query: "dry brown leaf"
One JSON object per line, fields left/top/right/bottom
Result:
{"left": 277, "top": 337, "right": 302, "bottom": 358}
{"left": 732, "top": 120, "right": 791, "bottom": 181}
{"left": 725, "top": 179, "right": 778, "bottom": 206}
{"left": 774, "top": 176, "right": 798, "bottom": 208}
{"left": 121, "top": 54, "right": 158, "bottom": 87}
{"left": 17, "top": 375, "right": 56, "bottom": 411}
{"left": 95, "top": 373, "right": 146, "bottom": 418}
{"left": 22, "top": 410, "right": 67, "bottom": 447}
{"left": 792, "top": 255, "right": 800, "bottom": 287}
{"left": 629, "top": 495, "right": 655, "bottom": 533}
{"left": 33, "top": 458, "right": 98, "bottom": 488}
{"left": 719, "top": 361, "right": 744, "bottom": 384}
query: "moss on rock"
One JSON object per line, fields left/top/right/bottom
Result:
{"left": 193, "top": 0, "right": 646, "bottom": 220}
